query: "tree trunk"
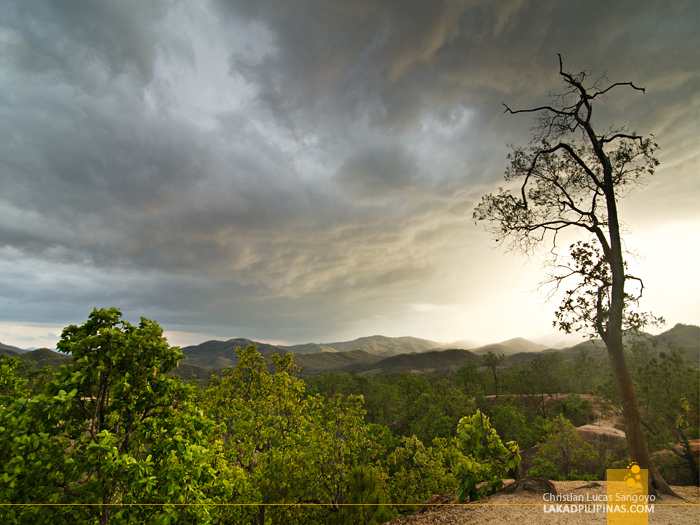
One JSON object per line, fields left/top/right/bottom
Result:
{"left": 678, "top": 431, "right": 699, "bottom": 484}
{"left": 252, "top": 505, "right": 265, "bottom": 525}
{"left": 603, "top": 182, "right": 679, "bottom": 498}
{"left": 604, "top": 336, "right": 679, "bottom": 497}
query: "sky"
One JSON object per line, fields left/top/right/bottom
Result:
{"left": 0, "top": 0, "right": 698, "bottom": 350}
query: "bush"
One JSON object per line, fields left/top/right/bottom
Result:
{"left": 532, "top": 414, "right": 599, "bottom": 481}
{"left": 454, "top": 410, "right": 520, "bottom": 502}
{"left": 554, "top": 394, "right": 594, "bottom": 427}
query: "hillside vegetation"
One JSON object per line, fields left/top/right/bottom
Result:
{"left": 1, "top": 310, "right": 697, "bottom": 525}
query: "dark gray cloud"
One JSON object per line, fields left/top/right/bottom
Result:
{"left": 335, "top": 146, "right": 420, "bottom": 197}
{"left": 1, "top": 0, "right": 171, "bottom": 93}
{"left": 0, "top": 0, "right": 697, "bottom": 346}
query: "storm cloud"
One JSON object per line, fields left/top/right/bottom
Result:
{"left": 1, "top": 0, "right": 697, "bottom": 346}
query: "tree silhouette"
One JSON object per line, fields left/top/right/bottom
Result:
{"left": 474, "top": 56, "right": 675, "bottom": 495}
{"left": 483, "top": 350, "right": 505, "bottom": 396}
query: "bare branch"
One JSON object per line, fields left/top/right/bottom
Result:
{"left": 503, "top": 103, "right": 573, "bottom": 117}
{"left": 591, "top": 82, "right": 646, "bottom": 98}
{"left": 599, "top": 132, "right": 645, "bottom": 145}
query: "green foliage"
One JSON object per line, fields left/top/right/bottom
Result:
{"left": 5, "top": 308, "right": 694, "bottom": 519}
{"left": 307, "top": 371, "right": 475, "bottom": 447}
{"left": 366, "top": 423, "right": 397, "bottom": 463}
{"left": 569, "top": 349, "right": 604, "bottom": 395}
{"left": 454, "top": 410, "right": 520, "bottom": 502}
{"left": 533, "top": 414, "right": 599, "bottom": 481}
{"left": 0, "top": 307, "right": 246, "bottom": 524}
{"left": 0, "top": 357, "right": 28, "bottom": 404}
{"left": 554, "top": 242, "right": 663, "bottom": 338}
{"left": 306, "top": 372, "right": 404, "bottom": 431}
{"left": 387, "top": 435, "right": 464, "bottom": 514}
{"left": 334, "top": 466, "right": 395, "bottom": 525}
{"left": 482, "top": 351, "right": 505, "bottom": 396}
{"left": 205, "top": 345, "right": 374, "bottom": 524}
{"left": 530, "top": 457, "right": 598, "bottom": 481}
{"left": 529, "top": 457, "right": 562, "bottom": 480}
{"left": 409, "top": 377, "right": 475, "bottom": 444}
{"left": 554, "top": 394, "right": 594, "bottom": 427}
{"left": 456, "top": 361, "right": 486, "bottom": 397}
{"left": 489, "top": 399, "right": 542, "bottom": 450}
{"left": 629, "top": 341, "right": 699, "bottom": 483}
{"left": 520, "top": 353, "right": 565, "bottom": 418}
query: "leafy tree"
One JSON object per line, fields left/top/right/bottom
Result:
{"left": 0, "top": 356, "right": 28, "bottom": 404}
{"left": 482, "top": 351, "right": 505, "bottom": 396}
{"left": 395, "top": 373, "right": 431, "bottom": 436}
{"left": 456, "top": 361, "right": 486, "bottom": 397}
{"left": 387, "top": 435, "right": 463, "bottom": 514}
{"left": 206, "top": 346, "right": 310, "bottom": 524}
{"left": 306, "top": 373, "right": 404, "bottom": 431}
{"left": 489, "top": 399, "right": 540, "bottom": 450}
{"left": 473, "top": 56, "right": 673, "bottom": 494}
{"left": 454, "top": 410, "right": 520, "bottom": 502}
{"left": 554, "top": 394, "right": 594, "bottom": 427}
{"left": 365, "top": 423, "right": 398, "bottom": 463}
{"left": 312, "top": 392, "right": 376, "bottom": 519}
{"left": 570, "top": 349, "right": 605, "bottom": 394}
{"left": 0, "top": 307, "right": 247, "bottom": 525}
{"left": 521, "top": 353, "right": 564, "bottom": 418}
{"left": 411, "top": 377, "right": 475, "bottom": 444}
{"left": 531, "top": 414, "right": 599, "bottom": 481}
{"left": 336, "top": 466, "right": 395, "bottom": 525}
{"left": 205, "top": 345, "right": 373, "bottom": 524}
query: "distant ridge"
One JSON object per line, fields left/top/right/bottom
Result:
{"left": 653, "top": 323, "right": 699, "bottom": 355}
{"left": 437, "top": 339, "right": 484, "bottom": 350}
{"left": 18, "top": 348, "right": 71, "bottom": 371}
{"left": 291, "top": 335, "right": 442, "bottom": 357}
{"left": 284, "top": 342, "right": 338, "bottom": 354}
{"left": 293, "top": 350, "right": 384, "bottom": 376}
{"left": 177, "top": 324, "right": 699, "bottom": 377}
{"left": 557, "top": 323, "right": 699, "bottom": 362}
{"left": 181, "top": 338, "right": 289, "bottom": 369}
{"left": 469, "top": 337, "right": 550, "bottom": 356}
{"left": 353, "top": 348, "right": 482, "bottom": 375}
{"left": 0, "top": 342, "right": 30, "bottom": 356}
{"left": 5, "top": 324, "right": 695, "bottom": 382}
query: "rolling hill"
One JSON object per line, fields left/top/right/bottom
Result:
{"left": 292, "top": 335, "right": 442, "bottom": 356}
{"left": 284, "top": 342, "right": 339, "bottom": 354}
{"left": 180, "top": 338, "right": 290, "bottom": 369}
{"left": 468, "top": 337, "right": 550, "bottom": 356}
{"left": 20, "top": 348, "right": 72, "bottom": 371}
{"left": 176, "top": 323, "right": 698, "bottom": 377}
{"left": 0, "top": 342, "right": 29, "bottom": 357}
{"left": 352, "top": 348, "right": 483, "bottom": 375}
{"left": 437, "top": 339, "right": 484, "bottom": 350}
{"left": 5, "top": 323, "right": 695, "bottom": 380}
{"left": 292, "top": 350, "right": 384, "bottom": 376}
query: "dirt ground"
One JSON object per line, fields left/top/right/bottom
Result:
{"left": 385, "top": 481, "right": 700, "bottom": 525}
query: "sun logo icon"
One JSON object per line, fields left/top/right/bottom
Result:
{"left": 624, "top": 462, "right": 644, "bottom": 489}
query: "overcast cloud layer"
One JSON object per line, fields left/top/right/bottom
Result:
{"left": 1, "top": 0, "right": 698, "bottom": 348}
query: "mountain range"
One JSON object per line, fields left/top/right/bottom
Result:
{"left": 2, "top": 323, "right": 697, "bottom": 380}
{"left": 176, "top": 323, "right": 698, "bottom": 379}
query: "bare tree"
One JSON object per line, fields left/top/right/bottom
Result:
{"left": 473, "top": 56, "right": 675, "bottom": 495}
